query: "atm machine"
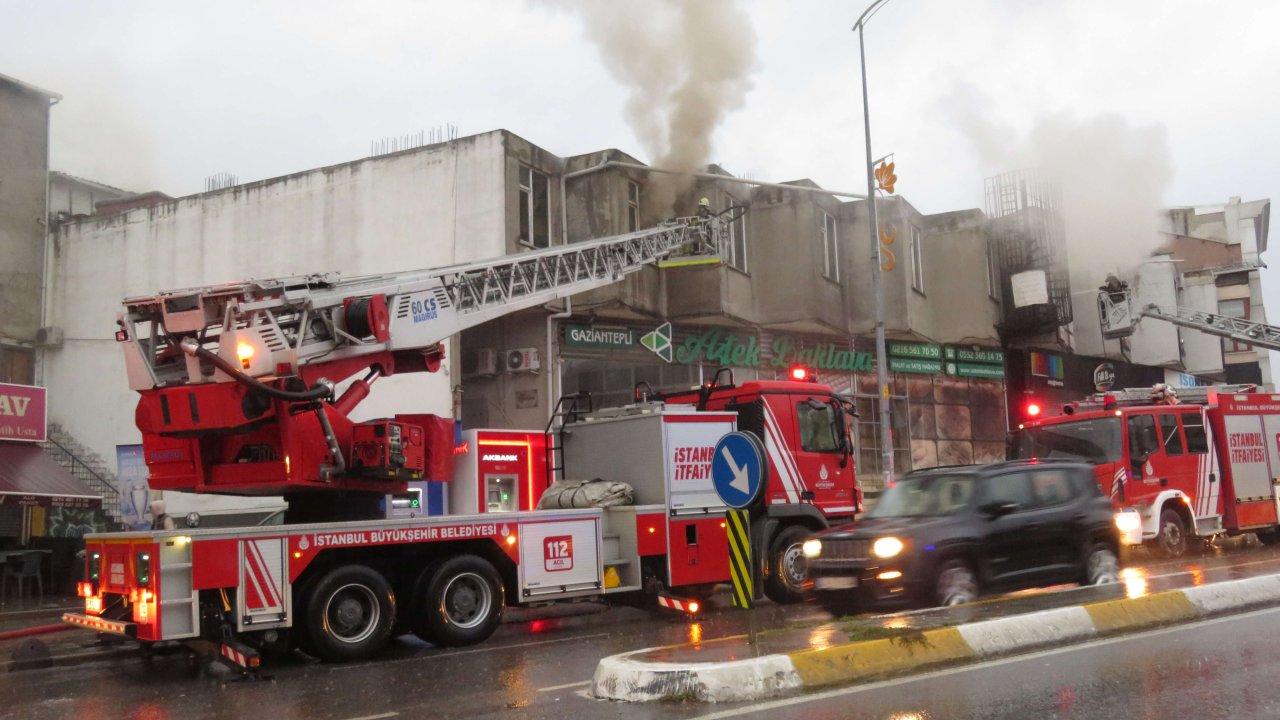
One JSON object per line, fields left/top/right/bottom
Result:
{"left": 450, "top": 429, "right": 549, "bottom": 514}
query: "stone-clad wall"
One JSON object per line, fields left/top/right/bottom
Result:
{"left": 907, "top": 376, "right": 1007, "bottom": 468}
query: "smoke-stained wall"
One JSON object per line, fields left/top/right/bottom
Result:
{"left": 0, "top": 78, "right": 54, "bottom": 354}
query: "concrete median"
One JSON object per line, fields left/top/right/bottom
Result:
{"left": 592, "top": 572, "right": 1280, "bottom": 703}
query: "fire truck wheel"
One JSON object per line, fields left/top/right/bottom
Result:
{"left": 300, "top": 564, "right": 396, "bottom": 662}
{"left": 1258, "top": 529, "right": 1280, "bottom": 546}
{"left": 1155, "top": 508, "right": 1188, "bottom": 558}
{"left": 764, "top": 526, "right": 811, "bottom": 605}
{"left": 418, "top": 555, "right": 504, "bottom": 647}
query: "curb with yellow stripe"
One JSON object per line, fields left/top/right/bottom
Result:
{"left": 592, "top": 573, "right": 1280, "bottom": 703}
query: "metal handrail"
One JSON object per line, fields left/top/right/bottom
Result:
{"left": 41, "top": 436, "right": 120, "bottom": 502}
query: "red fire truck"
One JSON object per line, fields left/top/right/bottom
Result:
{"left": 1009, "top": 385, "right": 1280, "bottom": 557}
{"left": 63, "top": 216, "right": 860, "bottom": 667}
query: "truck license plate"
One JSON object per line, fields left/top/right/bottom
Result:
{"left": 815, "top": 576, "right": 858, "bottom": 590}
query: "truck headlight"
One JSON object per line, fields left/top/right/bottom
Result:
{"left": 872, "top": 536, "right": 904, "bottom": 559}
{"left": 802, "top": 539, "right": 823, "bottom": 558}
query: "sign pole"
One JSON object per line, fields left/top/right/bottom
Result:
{"left": 711, "top": 431, "right": 766, "bottom": 649}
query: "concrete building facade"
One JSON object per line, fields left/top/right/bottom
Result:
{"left": 0, "top": 72, "right": 58, "bottom": 384}
{"left": 43, "top": 129, "right": 1010, "bottom": 492}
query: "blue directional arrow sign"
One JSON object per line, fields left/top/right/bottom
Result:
{"left": 711, "top": 432, "right": 764, "bottom": 509}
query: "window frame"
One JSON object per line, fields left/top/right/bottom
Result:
{"left": 518, "top": 165, "right": 550, "bottom": 248}
{"left": 819, "top": 210, "right": 839, "bottom": 283}
{"left": 1218, "top": 297, "right": 1250, "bottom": 352}
{"left": 796, "top": 400, "right": 842, "bottom": 453}
{"left": 1028, "top": 469, "right": 1077, "bottom": 508}
{"left": 626, "top": 181, "right": 640, "bottom": 233}
{"left": 1157, "top": 413, "right": 1185, "bottom": 456}
{"left": 979, "top": 471, "right": 1034, "bottom": 511}
{"left": 909, "top": 225, "right": 925, "bottom": 294}
{"left": 725, "top": 194, "right": 748, "bottom": 274}
{"left": 1182, "top": 411, "right": 1209, "bottom": 454}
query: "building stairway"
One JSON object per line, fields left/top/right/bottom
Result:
{"left": 40, "top": 423, "right": 124, "bottom": 528}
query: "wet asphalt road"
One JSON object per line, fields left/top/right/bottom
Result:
{"left": 4, "top": 542, "right": 1280, "bottom": 720}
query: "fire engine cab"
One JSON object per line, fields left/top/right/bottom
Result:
{"left": 1009, "top": 384, "right": 1280, "bottom": 556}
{"left": 63, "top": 214, "right": 861, "bottom": 668}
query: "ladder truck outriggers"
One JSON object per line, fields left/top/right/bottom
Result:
{"left": 1007, "top": 280, "right": 1280, "bottom": 557}
{"left": 63, "top": 213, "right": 862, "bottom": 668}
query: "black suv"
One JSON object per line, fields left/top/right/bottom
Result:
{"left": 805, "top": 460, "right": 1120, "bottom": 613}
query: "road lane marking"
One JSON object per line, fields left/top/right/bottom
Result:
{"left": 537, "top": 680, "right": 592, "bottom": 692}
{"left": 682, "top": 604, "right": 1280, "bottom": 719}
{"left": 328, "top": 633, "right": 609, "bottom": 671}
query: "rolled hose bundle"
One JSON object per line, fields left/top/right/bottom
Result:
{"left": 537, "top": 478, "right": 635, "bottom": 509}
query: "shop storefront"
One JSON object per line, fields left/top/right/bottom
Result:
{"left": 559, "top": 322, "right": 1009, "bottom": 489}
{"left": 1004, "top": 348, "right": 1170, "bottom": 426}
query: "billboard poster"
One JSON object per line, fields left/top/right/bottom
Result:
{"left": 116, "top": 444, "right": 153, "bottom": 530}
{"left": 0, "top": 382, "right": 47, "bottom": 442}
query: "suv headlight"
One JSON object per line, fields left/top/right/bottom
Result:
{"left": 802, "top": 539, "right": 822, "bottom": 558}
{"left": 872, "top": 536, "right": 904, "bottom": 559}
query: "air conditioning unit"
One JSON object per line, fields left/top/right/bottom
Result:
{"left": 501, "top": 347, "right": 541, "bottom": 373}
{"left": 463, "top": 348, "right": 498, "bottom": 377}
{"left": 35, "top": 326, "right": 63, "bottom": 348}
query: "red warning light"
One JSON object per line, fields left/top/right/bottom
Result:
{"left": 1025, "top": 402, "right": 1042, "bottom": 418}
{"left": 789, "top": 365, "right": 810, "bottom": 381}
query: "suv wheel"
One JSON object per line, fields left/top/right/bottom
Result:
{"left": 1082, "top": 543, "right": 1119, "bottom": 585}
{"left": 934, "top": 559, "right": 978, "bottom": 607}
{"left": 1155, "top": 508, "right": 1188, "bottom": 558}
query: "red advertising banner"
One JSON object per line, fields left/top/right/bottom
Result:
{"left": 0, "top": 383, "right": 47, "bottom": 443}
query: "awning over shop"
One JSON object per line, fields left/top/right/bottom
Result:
{"left": 0, "top": 443, "right": 103, "bottom": 508}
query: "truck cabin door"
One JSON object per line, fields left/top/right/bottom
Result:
{"left": 789, "top": 394, "right": 856, "bottom": 514}
{"left": 1125, "top": 413, "right": 1183, "bottom": 502}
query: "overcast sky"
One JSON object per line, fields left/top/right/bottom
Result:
{"left": 4, "top": 0, "right": 1279, "bottom": 326}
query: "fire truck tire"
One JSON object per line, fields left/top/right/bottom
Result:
{"left": 763, "top": 525, "right": 811, "bottom": 605}
{"left": 417, "top": 555, "right": 504, "bottom": 647}
{"left": 1155, "top": 507, "right": 1188, "bottom": 558}
{"left": 1257, "top": 529, "right": 1280, "bottom": 546}
{"left": 298, "top": 564, "right": 396, "bottom": 662}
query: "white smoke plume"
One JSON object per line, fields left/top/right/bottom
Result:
{"left": 946, "top": 84, "right": 1174, "bottom": 287}
{"left": 546, "top": 0, "right": 758, "bottom": 213}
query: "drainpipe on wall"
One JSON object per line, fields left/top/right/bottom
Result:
{"left": 36, "top": 93, "right": 62, "bottom": 388}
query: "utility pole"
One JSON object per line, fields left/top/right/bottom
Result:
{"left": 855, "top": 0, "right": 896, "bottom": 489}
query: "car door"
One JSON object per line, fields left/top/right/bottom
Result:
{"left": 1026, "top": 467, "right": 1083, "bottom": 580}
{"left": 976, "top": 471, "right": 1039, "bottom": 585}
{"left": 1155, "top": 412, "right": 1197, "bottom": 501}
{"left": 789, "top": 393, "right": 856, "bottom": 514}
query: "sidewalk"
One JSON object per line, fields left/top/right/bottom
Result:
{"left": 593, "top": 573, "right": 1280, "bottom": 702}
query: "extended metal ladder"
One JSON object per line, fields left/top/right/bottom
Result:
{"left": 121, "top": 215, "right": 728, "bottom": 388}
{"left": 1098, "top": 287, "right": 1280, "bottom": 352}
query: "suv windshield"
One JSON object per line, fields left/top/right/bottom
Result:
{"left": 1010, "top": 417, "right": 1122, "bottom": 464}
{"left": 867, "top": 474, "right": 976, "bottom": 518}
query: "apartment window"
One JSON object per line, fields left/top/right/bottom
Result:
{"left": 0, "top": 347, "right": 34, "bottom": 385}
{"left": 909, "top": 225, "right": 925, "bottom": 293}
{"left": 626, "top": 181, "right": 640, "bottom": 233}
{"left": 726, "top": 196, "right": 748, "bottom": 273}
{"left": 518, "top": 166, "right": 550, "bottom": 248}
{"left": 819, "top": 210, "right": 839, "bottom": 282}
{"left": 1218, "top": 298, "right": 1249, "bottom": 352}
{"left": 985, "top": 246, "right": 999, "bottom": 300}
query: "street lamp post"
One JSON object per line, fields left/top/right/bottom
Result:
{"left": 854, "top": 0, "right": 896, "bottom": 489}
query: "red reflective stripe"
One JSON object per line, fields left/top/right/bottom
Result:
{"left": 247, "top": 541, "right": 282, "bottom": 608}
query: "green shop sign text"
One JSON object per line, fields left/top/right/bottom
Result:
{"left": 673, "top": 329, "right": 874, "bottom": 372}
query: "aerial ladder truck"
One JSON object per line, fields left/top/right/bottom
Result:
{"left": 65, "top": 212, "right": 862, "bottom": 668}
{"left": 1006, "top": 280, "right": 1280, "bottom": 557}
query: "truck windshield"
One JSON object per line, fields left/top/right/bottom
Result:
{"left": 867, "top": 474, "right": 975, "bottom": 518}
{"left": 1011, "top": 418, "right": 1122, "bottom": 464}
